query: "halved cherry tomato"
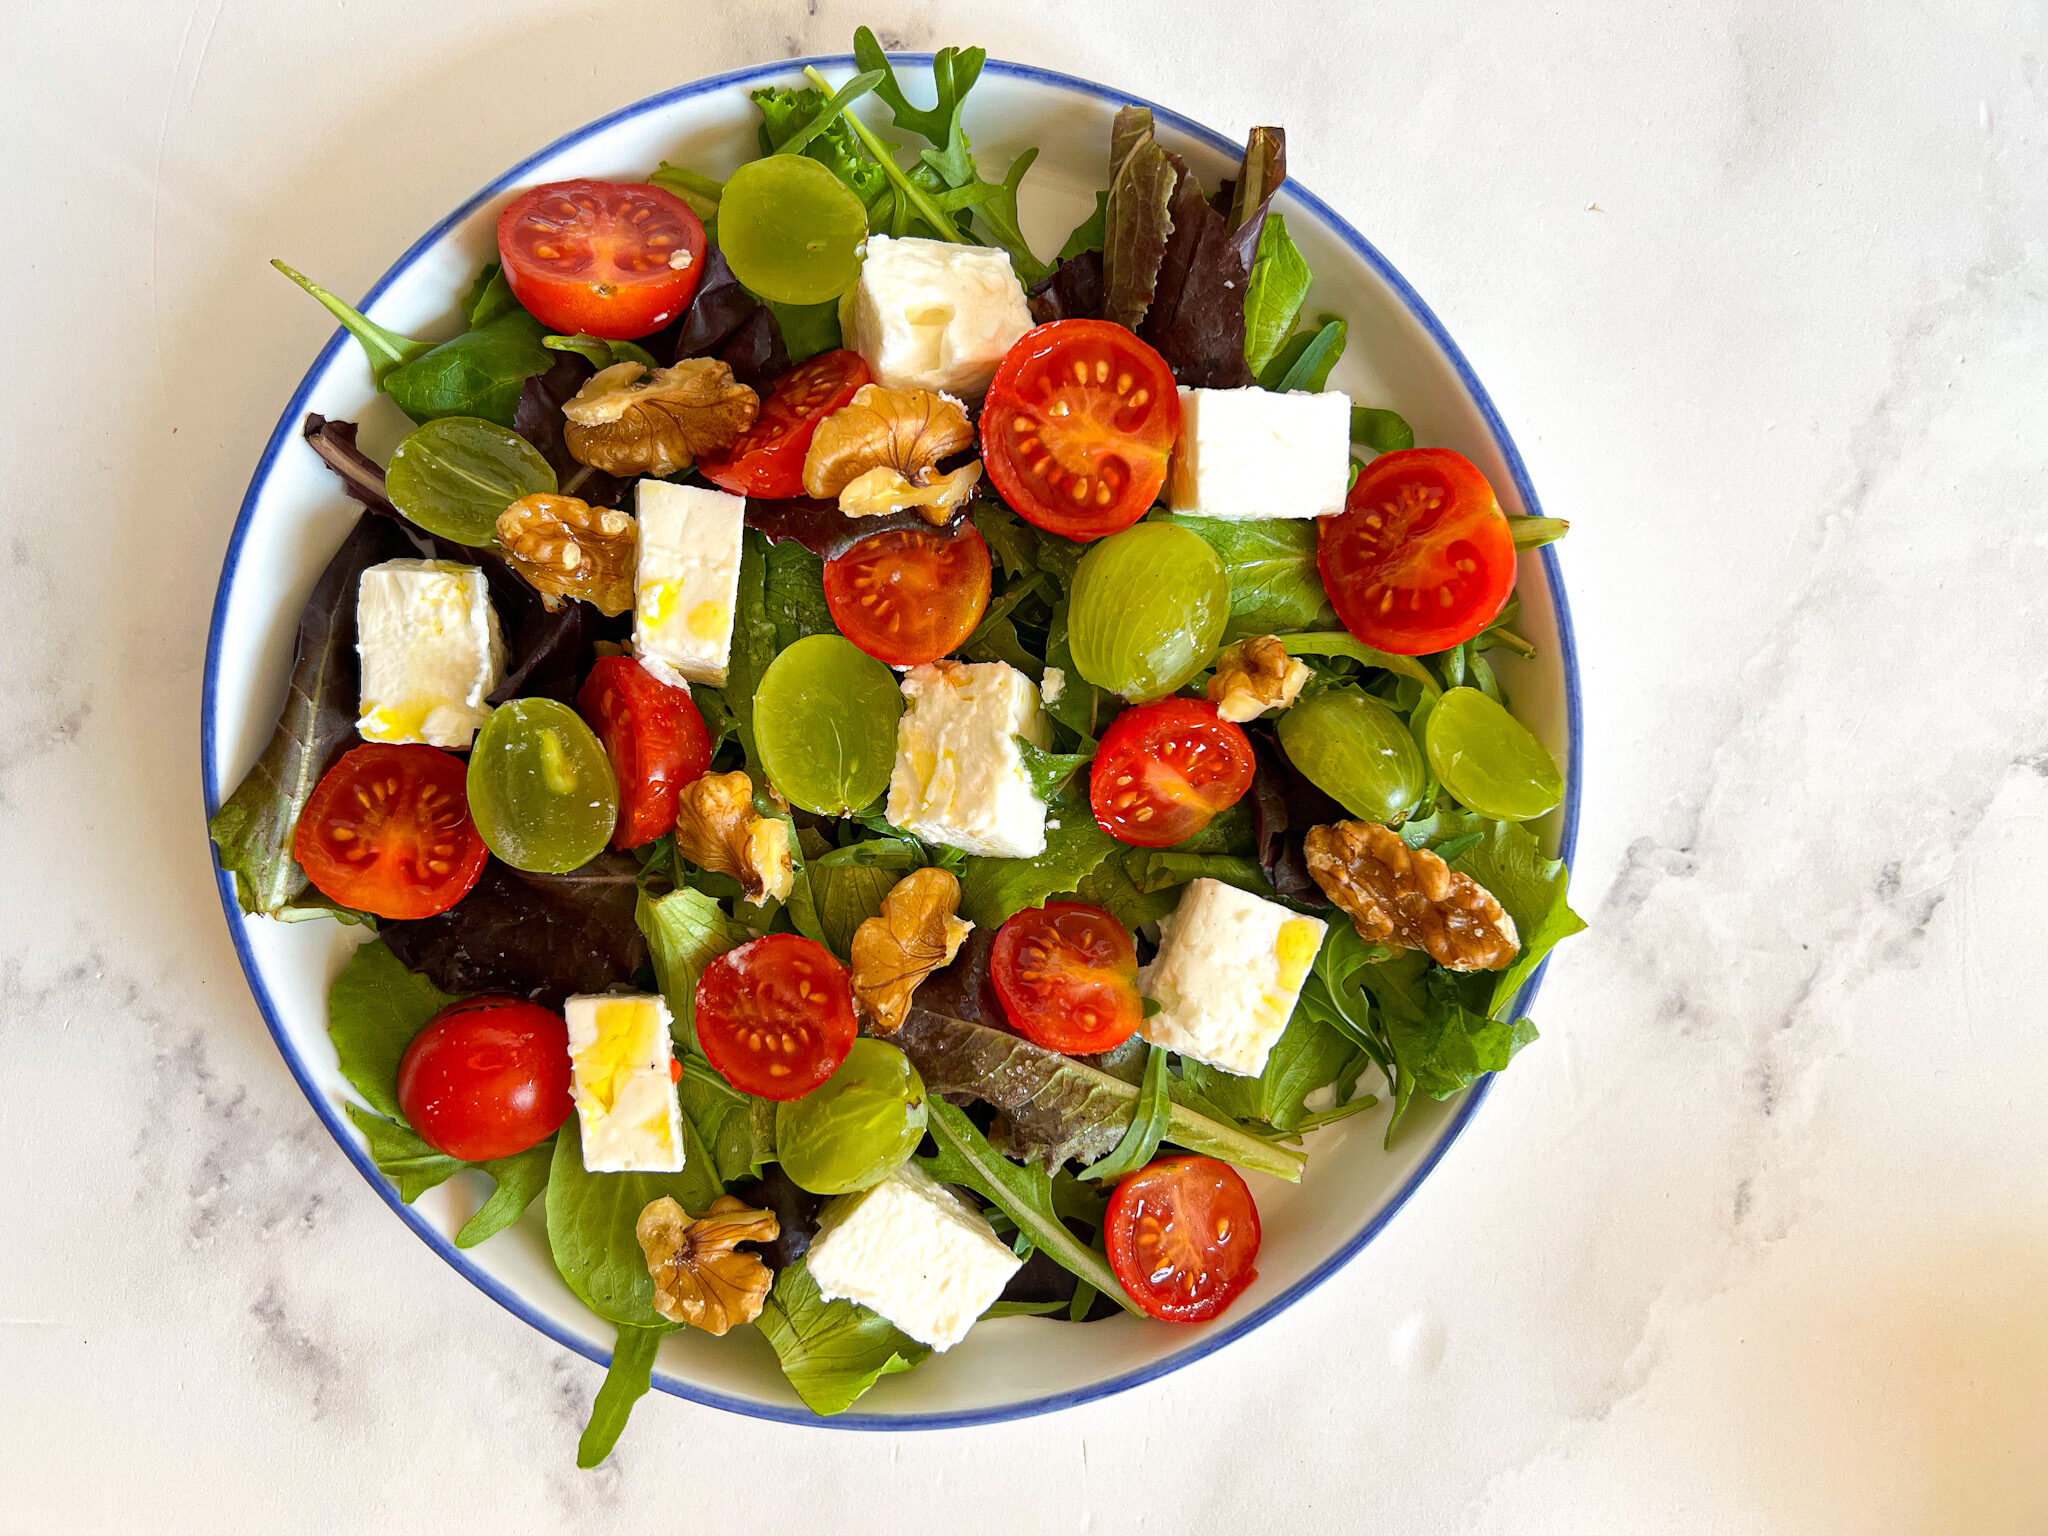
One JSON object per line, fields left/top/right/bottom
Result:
{"left": 699, "top": 350, "right": 872, "bottom": 497}
{"left": 496, "top": 180, "right": 706, "bottom": 340}
{"left": 1105, "top": 1155, "right": 1262, "bottom": 1323}
{"left": 980, "top": 320, "right": 1180, "bottom": 540}
{"left": 294, "top": 744, "right": 487, "bottom": 920}
{"left": 1089, "top": 698, "right": 1255, "bottom": 848}
{"left": 1317, "top": 448, "right": 1516, "bottom": 656}
{"left": 694, "top": 934, "right": 857, "bottom": 1100}
{"left": 395, "top": 996, "right": 574, "bottom": 1161}
{"left": 989, "top": 901, "right": 1142, "bottom": 1054}
{"left": 575, "top": 656, "right": 712, "bottom": 849}
{"left": 823, "top": 523, "right": 992, "bottom": 666}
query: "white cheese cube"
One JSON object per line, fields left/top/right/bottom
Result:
{"left": 356, "top": 559, "right": 505, "bottom": 748}
{"left": 1139, "top": 879, "right": 1328, "bottom": 1076}
{"left": 806, "top": 1161, "right": 1024, "bottom": 1351}
{"left": 564, "top": 993, "right": 685, "bottom": 1173}
{"left": 886, "top": 660, "right": 1051, "bottom": 858}
{"left": 848, "top": 235, "right": 1034, "bottom": 399}
{"left": 634, "top": 479, "right": 745, "bottom": 688}
{"left": 1167, "top": 386, "right": 1352, "bottom": 520}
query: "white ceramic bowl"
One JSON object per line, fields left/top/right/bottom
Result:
{"left": 203, "top": 55, "right": 1581, "bottom": 1428}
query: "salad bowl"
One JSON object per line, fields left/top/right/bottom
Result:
{"left": 203, "top": 53, "right": 1580, "bottom": 1429}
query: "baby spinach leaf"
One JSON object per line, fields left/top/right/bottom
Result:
{"left": 1243, "top": 213, "right": 1311, "bottom": 376}
{"left": 762, "top": 538, "right": 836, "bottom": 651}
{"left": 637, "top": 886, "right": 750, "bottom": 1052}
{"left": 541, "top": 333, "right": 660, "bottom": 370}
{"left": 271, "top": 260, "right": 429, "bottom": 380}
{"left": 327, "top": 937, "right": 454, "bottom": 1120}
{"left": 545, "top": 1116, "right": 721, "bottom": 1328}
{"left": 383, "top": 308, "right": 554, "bottom": 429}
{"left": 1155, "top": 513, "right": 1340, "bottom": 639}
{"left": 1077, "top": 1045, "right": 1171, "bottom": 1181}
{"left": 955, "top": 791, "right": 1119, "bottom": 928}
{"left": 577, "top": 1322, "right": 669, "bottom": 1468}
{"left": 1260, "top": 315, "right": 1346, "bottom": 393}
{"left": 756, "top": 1258, "right": 930, "bottom": 1416}
{"left": 763, "top": 298, "right": 842, "bottom": 362}
{"left": 462, "top": 264, "right": 520, "bottom": 327}
{"left": 1102, "top": 108, "right": 1178, "bottom": 330}
{"left": 1351, "top": 405, "right": 1415, "bottom": 454}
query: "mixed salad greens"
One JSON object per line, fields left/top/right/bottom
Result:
{"left": 210, "top": 31, "right": 1580, "bottom": 1461}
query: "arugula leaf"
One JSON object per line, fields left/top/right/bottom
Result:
{"left": 773, "top": 68, "right": 885, "bottom": 158}
{"left": 1443, "top": 818, "right": 1586, "bottom": 1016}
{"left": 1260, "top": 316, "right": 1346, "bottom": 393}
{"left": 1351, "top": 406, "right": 1415, "bottom": 454}
{"left": 854, "top": 27, "right": 983, "bottom": 147}
{"left": 1279, "top": 632, "right": 1442, "bottom": 698}
{"left": 1015, "top": 737, "right": 1090, "bottom": 801}
{"left": 1243, "top": 213, "right": 1311, "bottom": 376}
{"left": 757, "top": 1258, "right": 930, "bottom": 1416}
{"left": 973, "top": 501, "right": 1040, "bottom": 579}
{"left": 1077, "top": 1045, "right": 1171, "bottom": 1181}
{"left": 1057, "top": 190, "right": 1110, "bottom": 261}
{"left": 454, "top": 1137, "right": 556, "bottom": 1247}
{"left": 326, "top": 938, "right": 453, "bottom": 1120}
{"left": 1155, "top": 513, "right": 1340, "bottom": 639}
{"left": 577, "top": 1323, "right": 668, "bottom": 1468}
{"left": 637, "top": 886, "right": 750, "bottom": 1052}
{"left": 1102, "top": 107, "right": 1178, "bottom": 330}
{"left": 955, "top": 790, "right": 1119, "bottom": 928}
{"left": 1180, "top": 1005, "right": 1362, "bottom": 1134}
{"left": 545, "top": 1116, "right": 721, "bottom": 1328}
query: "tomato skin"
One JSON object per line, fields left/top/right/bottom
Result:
{"left": 1089, "top": 698, "right": 1255, "bottom": 848}
{"left": 823, "top": 523, "right": 992, "bottom": 667}
{"left": 989, "top": 901, "right": 1143, "bottom": 1054}
{"left": 496, "top": 180, "right": 705, "bottom": 340}
{"left": 980, "top": 320, "right": 1180, "bottom": 540}
{"left": 395, "top": 997, "right": 574, "bottom": 1161}
{"left": 699, "top": 350, "right": 871, "bottom": 498}
{"left": 1105, "top": 1155, "right": 1262, "bottom": 1323}
{"left": 575, "top": 657, "right": 712, "bottom": 848}
{"left": 293, "top": 744, "right": 488, "bottom": 920}
{"left": 695, "top": 934, "right": 857, "bottom": 1101}
{"left": 1317, "top": 448, "right": 1516, "bottom": 656}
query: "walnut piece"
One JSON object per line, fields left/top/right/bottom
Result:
{"left": 1304, "top": 820, "right": 1520, "bottom": 971}
{"left": 671, "top": 770, "right": 795, "bottom": 907}
{"left": 495, "top": 493, "right": 636, "bottom": 615}
{"left": 562, "top": 359, "right": 758, "bottom": 478}
{"left": 801, "top": 384, "right": 981, "bottom": 525}
{"left": 850, "top": 868, "right": 973, "bottom": 1033}
{"left": 636, "top": 1195, "right": 778, "bottom": 1335}
{"left": 1207, "top": 635, "right": 1312, "bottom": 723}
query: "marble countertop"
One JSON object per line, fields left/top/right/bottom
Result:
{"left": 6, "top": 1, "right": 2045, "bottom": 1530}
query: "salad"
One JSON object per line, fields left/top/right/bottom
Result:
{"left": 209, "top": 30, "right": 1581, "bottom": 1461}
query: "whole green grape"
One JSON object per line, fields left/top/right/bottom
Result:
{"left": 467, "top": 699, "right": 618, "bottom": 872}
{"left": 387, "top": 416, "right": 556, "bottom": 546}
{"left": 1277, "top": 687, "right": 1427, "bottom": 823}
{"left": 775, "top": 1039, "right": 928, "bottom": 1195}
{"left": 754, "top": 634, "right": 902, "bottom": 815}
{"left": 717, "top": 155, "right": 868, "bottom": 306}
{"left": 1425, "top": 686, "right": 1563, "bottom": 822}
{"left": 1068, "top": 523, "right": 1229, "bottom": 702}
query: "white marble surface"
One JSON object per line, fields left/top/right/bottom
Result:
{"left": 6, "top": 1, "right": 2047, "bottom": 1529}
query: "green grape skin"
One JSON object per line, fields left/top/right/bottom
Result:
{"left": 716, "top": 155, "right": 868, "bottom": 306}
{"left": 1067, "top": 523, "right": 1229, "bottom": 702}
{"left": 775, "top": 1039, "right": 928, "bottom": 1195}
{"left": 1425, "top": 686, "right": 1563, "bottom": 822}
{"left": 1277, "top": 687, "right": 1427, "bottom": 824}
{"left": 466, "top": 699, "right": 618, "bottom": 872}
{"left": 386, "top": 416, "right": 556, "bottom": 546}
{"left": 753, "top": 634, "right": 902, "bottom": 815}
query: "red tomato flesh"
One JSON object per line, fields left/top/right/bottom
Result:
{"left": 576, "top": 656, "right": 712, "bottom": 849}
{"left": 395, "top": 997, "right": 574, "bottom": 1162}
{"left": 1317, "top": 447, "right": 1516, "bottom": 656}
{"left": 1089, "top": 698, "right": 1255, "bottom": 848}
{"left": 980, "top": 320, "right": 1180, "bottom": 540}
{"left": 496, "top": 180, "right": 705, "bottom": 340}
{"left": 1106, "top": 1155, "right": 1262, "bottom": 1323}
{"left": 694, "top": 934, "right": 856, "bottom": 1100}
{"left": 823, "top": 523, "right": 992, "bottom": 667}
{"left": 989, "top": 901, "right": 1142, "bottom": 1054}
{"left": 293, "top": 743, "right": 487, "bottom": 920}
{"left": 699, "top": 350, "right": 871, "bottom": 498}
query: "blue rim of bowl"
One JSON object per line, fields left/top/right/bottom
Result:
{"left": 202, "top": 54, "right": 1581, "bottom": 1431}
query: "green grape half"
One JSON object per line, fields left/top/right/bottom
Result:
{"left": 467, "top": 698, "right": 618, "bottom": 872}
{"left": 753, "top": 633, "right": 902, "bottom": 815}
{"left": 1277, "top": 687, "right": 1427, "bottom": 824}
{"left": 775, "top": 1039, "right": 928, "bottom": 1195}
{"left": 1425, "top": 686, "right": 1563, "bottom": 822}
{"left": 1068, "top": 523, "right": 1229, "bottom": 702}
{"left": 716, "top": 155, "right": 868, "bottom": 306}
{"left": 386, "top": 416, "right": 556, "bottom": 546}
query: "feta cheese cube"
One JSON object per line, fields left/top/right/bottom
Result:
{"left": 847, "top": 235, "right": 1034, "bottom": 398}
{"left": 564, "top": 993, "right": 686, "bottom": 1173}
{"left": 634, "top": 479, "right": 745, "bottom": 688}
{"left": 806, "top": 1161, "right": 1024, "bottom": 1351}
{"left": 1167, "top": 386, "right": 1352, "bottom": 520}
{"left": 887, "top": 660, "right": 1051, "bottom": 858}
{"left": 356, "top": 559, "right": 505, "bottom": 748}
{"left": 1139, "top": 879, "right": 1328, "bottom": 1076}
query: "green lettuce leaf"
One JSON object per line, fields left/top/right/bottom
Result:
{"left": 675, "top": 1057, "right": 774, "bottom": 1186}
{"left": 345, "top": 1101, "right": 554, "bottom": 1245}
{"left": 1155, "top": 514, "right": 1340, "bottom": 639}
{"left": 752, "top": 85, "right": 888, "bottom": 204}
{"left": 954, "top": 791, "right": 1120, "bottom": 928}
{"left": 1442, "top": 818, "right": 1586, "bottom": 1016}
{"left": 637, "top": 887, "right": 749, "bottom": 1052}
{"left": 1243, "top": 213, "right": 1311, "bottom": 376}
{"left": 577, "top": 1323, "right": 669, "bottom": 1468}
{"left": 757, "top": 1258, "right": 930, "bottom": 1416}
{"left": 544, "top": 1116, "right": 721, "bottom": 1328}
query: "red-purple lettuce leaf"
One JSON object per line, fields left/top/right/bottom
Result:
{"left": 513, "top": 355, "right": 629, "bottom": 508}
{"left": 744, "top": 495, "right": 959, "bottom": 558}
{"left": 1101, "top": 107, "right": 1178, "bottom": 331}
{"left": 1028, "top": 248, "right": 1104, "bottom": 325}
{"left": 1138, "top": 128, "right": 1286, "bottom": 388}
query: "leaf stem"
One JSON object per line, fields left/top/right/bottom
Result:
{"left": 803, "top": 65, "right": 965, "bottom": 241}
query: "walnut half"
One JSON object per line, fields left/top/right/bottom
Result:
{"left": 562, "top": 359, "right": 758, "bottom": 478}
{"left": 496, "top": 493, "right": 636, "bottom": 615}
{"left": 1304, "top": 820, "right": 1519, "bottom": 971}
{"left": 636, "top": 1195, "right": 778, "bottom": 1335}
{"left": 1207, "top": 635, "right": 1312, "bottom": 723}
{"left": 850, "top": 868, "right": 972, "bottom": 1032}
{"left": 802, "top": 384, "right": 981, "bottom": 525}
{"left": 671, "top": 770, "right": 795, "bottom": 907}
